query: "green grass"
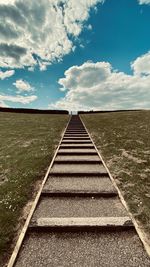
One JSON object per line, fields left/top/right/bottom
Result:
{"left": 82, "top": 111, "right": 150, "bottom": 239}
{"left": 0, "top": 112, "right": 68, "bottom": 266}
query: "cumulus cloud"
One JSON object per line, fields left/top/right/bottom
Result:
{"left": 58, "top": 62, "right": 111, "bottom": 90}
{"left": 0, "top": 69, "right": 15, "bottom": 79}
{"left": 0, "top": 78, "right": 37, "bottom": 106}
{"left": 0, "top": 0, "right": 16, "bottom": 4}
{"left": 49, "top": 60, "right": 150, "bottom": 111}
{"left": 0, "top": 0, "right": 104, "bottom": 69}
{"left": 0, "top": 94, "right": 37, "bottom": 105}
{"left": 13, "top": 79, "right": 33, "bottom": 93}
{"left": 138, "top": 0, "right": 150, "bottom": 4}
{"left": 131, "top": 52, "right": 150, "bottom": 76}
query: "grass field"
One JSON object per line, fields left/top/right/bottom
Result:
{"left": 0, "top": 112, "right": 68, "bottom": 266}
{"left": 82, "top": 111, "right": 150, "bottom": 243}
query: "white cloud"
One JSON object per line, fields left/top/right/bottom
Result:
{"left": 49, "top": 59, "right": 150, "bottom": 111}
{"left": 131, "top": 52, "right": 150, "bottom": 76}
{"left": 0, "top": 0, "right": 16, "bottom": 4}
{"left": 63, "top": 0, "right": 102, "bottom": 36}
{"left": 0, "top": 0, "right": 104, "bottom": 70}
{"left": 0, "top": 94, "right": 37, "bottom": 104}
{"left": 1, "top": 77, "right": 37, "bottom": 106}
{"left": 28, "top": 66, "right": 34, "bottom": 72}
{"left": 87, "top": 24, "right": 92, "bottom": 30}
{"left": 138, "top": 0, "right": 150, "bottom": 4}
{"left": 13, "top": 79, "right": 33, "bottom": 93}
{"left": 58, "top": 62, "right": 111, "bottom": 90}
{"left": 0, "top": 100, "right": 9, "bottom": 107}
{"left": 0, "top": 69, "right": 15, "bottom": 79}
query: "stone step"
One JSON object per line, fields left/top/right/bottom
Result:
{"left": 48, "top": 172, "right": 109, "bottom": 177}
{"left": 63, "top": 137, "right": 90, "bottom": 139}
{"left": 57, "top": 150, "right": 97, "bottom": 155}
{"left": 67, "top": 129, "right": 85, "bottom": 131}
{"left": 66, "top": 131, "right": 86, "bottom": 133}
{"left": 30, "top": 217, "right": 133, "bottom": 229}
{"left": 54, "top": 160, "right": 100, "bottom": 164}
{"left": 65, "top": 132, "right": 87, "bottom": 134}
{"left": 67, "top": 127, "right": 85, "bottom": 130}
{"left": 50, "top": 163, "right": 107, "bottom": 174}
{"left": 55, "top": 155, "right": 100, "bottom": 162}
{"left": 61, "top": 140, "right": 92, "bottom": 144}
{"left": 60, "top": 144, "right": 94, "bottom": 149}
{"left": 65, "top": 129, "right": 87, "bottom": 134}
{"left": 44, "top": 176, "right": 114, "bottom": 192}
{"left": 31, "top": 196, "right": 128, "bottom": 220}
{"left": 67, "top": 127, "right": 85, "bottom": 128}
{"left": 64, "top": 135, "right": 89, "bottom": 138}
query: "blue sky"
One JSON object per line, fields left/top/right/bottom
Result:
{"left": 0, "top": 0, "right": 150, "bottom": 110}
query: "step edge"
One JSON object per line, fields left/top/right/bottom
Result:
{"left": 30, "top": 217, "right": 133, "bottom": 228}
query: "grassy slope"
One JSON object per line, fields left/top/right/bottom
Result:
{"left": 0, "top": 112, "right": 68, "bottom": 265}
{"left": 82, "top": 111, "right": 150, "bottom": 240}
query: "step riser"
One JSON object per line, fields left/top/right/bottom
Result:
{"left": 66, "top": 131, "right": 86, "bottom": 133}
{"left": 62, "top": 141, "right": 92, "bottom": 143}
{"left": 60, "top": 145, "right": 94, "bottom": 149}
{"left": 65, "top": 130, "right": 87, "bottom": 132}
{"left": 54, "top": 160, "right": 101, "bottom": 164}
{"left": 62, "top": 140, "right": 91, "bottom": 141}
{"left": 29, "top": 225, "right": 134, "bottom": 231}
{"left": 49, "top": 172, "right": 109, "bottom": 178}
{"left": 63, "top": 137, "right": 90, "bottom": 139}
{"left": 57, "top": 152, "right": 98, "bottom": 155}
{"left": 41, "top": 192, "right": 118, "bottom": 197}
{"left": 65, "top": 129, "right": 87, "bottom": 133}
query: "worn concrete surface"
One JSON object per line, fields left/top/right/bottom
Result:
{"left": 31, "top": 216, "right": 132, "bottom": 228}
{"left": 55, "top": 155, "right": 100, "bottom": 162}
{"left": 50, "top": 163, "right": 107, "bottom": 174}
{"left": 15, "top": 230, "right": 150, "bottom": 267}
{"left": 44, "top": 176, "right": 115, "bottom": 192}
{"left": 58, "top": 148, "right": 97, "bottom": 153}
{"left": 32, "top": 197, "right": 128, "bottom": 219}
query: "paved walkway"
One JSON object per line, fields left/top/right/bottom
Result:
{"left": 14, "top": 115, "right": 150, "bottom": 266}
